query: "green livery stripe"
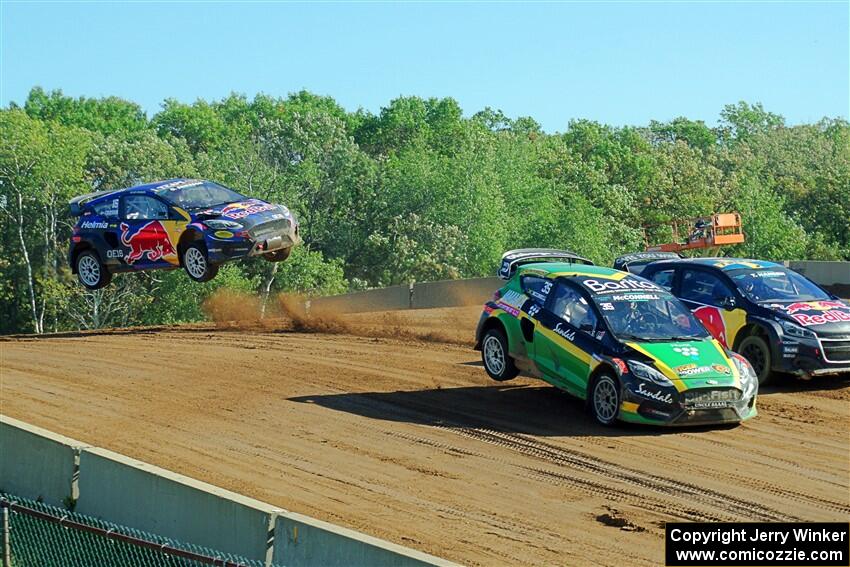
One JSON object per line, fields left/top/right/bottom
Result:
{"left": 536, "top": 325, "right": 593, "bottom": 364}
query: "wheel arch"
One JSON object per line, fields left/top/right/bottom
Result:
{"left": 585, "top": 361, "right": 620, "bottom": 402}
{"left": 477, "top": 316, "right": 508, "bottom": 349}
{"left": 177, "top": 228, "right": 205, "bottom": 263}
{"left": 70, "top": 242, "right": 96, "bottom": 274}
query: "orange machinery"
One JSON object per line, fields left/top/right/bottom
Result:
{"left": 644, "top": 212, "right": 744, "bottom": 255}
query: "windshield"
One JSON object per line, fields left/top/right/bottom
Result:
{"left": 156, "top": 180, "right": 246, "bottom": 210}
{"left": 593, "top": 290, "right": 709, "bottom": 341}
{"left": 728, "top": 268, "right": 829, "bottom": 303}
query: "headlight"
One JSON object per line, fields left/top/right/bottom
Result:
{"left": 626, "top": 360, "right": 673, "bottom": 387}
{"left": 780, "top": 319, "right": 816, "bottom": 340}
{"left": 205, "top": 219, "right": 243, "bottom": 230}
{"left": 731, "top": 353, "right": 758, "bottom": 397}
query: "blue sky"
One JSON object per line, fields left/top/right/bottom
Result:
{"left": 1, "top": 1, "right": 847, "bottom": 132}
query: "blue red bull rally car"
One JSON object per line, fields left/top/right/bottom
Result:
{"left": 68, "top": 179, "right": 300, "bottom": 289}
{"left": 639, "top": 258, "right": 850, "bottom": 384}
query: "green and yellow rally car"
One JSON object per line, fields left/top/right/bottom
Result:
{"left": 475, "top": 249, "right": 758, "bottom": 426}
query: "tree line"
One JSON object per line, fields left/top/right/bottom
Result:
{"left": 1, "top": 87, "right": 848, "bottom": 334}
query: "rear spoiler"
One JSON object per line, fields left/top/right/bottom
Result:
{"left": 498, "top": 248, "right": 593, "bottom": 280}
{"left": 68, "top": 190, "right": 117, "bottom": 216}
{"left": 613, "top": 251, "right": 681, "bottom": 271}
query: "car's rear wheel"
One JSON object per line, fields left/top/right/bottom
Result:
{"left": 590, "top": 373, "right": 621, "bottom": 426}
{"left": 481, "top": 327, "right": 519, "bottom": 381}
{"left": 182, "top": 242, "right": 219, "bottom": 283}
{"left": 738, "top": 335, "right": 772, "bottom": 385}
{"left": 76, "top": 250, "right": 112, "bottom": 290}
{"left": 263, "top": 247, "right": 292, "bottom": 262}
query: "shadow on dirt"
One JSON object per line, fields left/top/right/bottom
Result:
{"left": 758, "top": 372, "right": 850, "bottom": 396}
{"left": 289, "top": 384, "right": 737, "bottom": 438}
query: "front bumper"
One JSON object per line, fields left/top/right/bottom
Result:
{"left": 774, "top": 335, "right": 850, "bottom": 378}
{"left": 206, "top": 224, "right": 300, "bottom": 263}
{"left": 619, "top": 383, "right": 757, "bottom": 426}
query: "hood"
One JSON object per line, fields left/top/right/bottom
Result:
{"left": 197, "top": 199, "right": 293, "bottom": 230}
{"left": 763, "top": 299, "right": 850, "bottom": 335}
{"left": 627, "top": 339, "right": 738, "bottom": 388}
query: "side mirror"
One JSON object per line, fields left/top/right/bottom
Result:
{"left": 717, "top": 296, "right": 736, "bottom": 311}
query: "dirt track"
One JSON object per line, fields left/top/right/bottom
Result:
{"left": 1, "top": 306, "right": 849, "bottom": 566}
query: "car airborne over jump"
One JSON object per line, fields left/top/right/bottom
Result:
{"left": 475, "top": 249, "right": 758, "bottom": 426}
{"left": 640, "top": 258, "right": 850, "bottom": 384}
{"left": 68, "top": 179, "right": 300, "bottom": 289}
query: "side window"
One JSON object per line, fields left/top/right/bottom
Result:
{"left": 92, "top": 198, "right": 119, "bottom": 219}
{"left": 680, "top": 269, "right": 734, "bottom": 306}
{"left": 123, "top": 195, "right": 168, "bottom": 221}
{"left": 521, "top": 275, "right": 553, "bottom": 303}
{"left": 649, "top": 269, "right": 675, "bottom": 290}
{"left": 547, "top": 283, "right": 598, "bottom": 334}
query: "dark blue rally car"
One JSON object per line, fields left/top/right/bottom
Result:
{"left": 640, "top": 258, "right": 850, "bottom": 384}
{"left": 68, "top": 179, "right": 300, "bottom": 289}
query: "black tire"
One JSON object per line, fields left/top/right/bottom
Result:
{"left": 589, "top": 373, "right": 621, "bottom": 426}
{"left": 481, "top": 327, "right": 519, "bottom": 381}
{"left": 263, "top": 247, "right": 292, "bottom": 263}
{"left": 76, "top": 250, "right": 112, "bottom": 290}
{"left": 181, "top": 241, "right": 219, "bottom": 283}
{"left": 738, "top": 335, "right": 772, "bottom": 385}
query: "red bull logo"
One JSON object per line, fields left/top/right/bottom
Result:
{"left": 781, "top": 300, "right": 850, "bottom": 326}
{"left": 784, "top": 300, "right": 845, "bottom": 315}
{"left": 120, "top": 222, "right": 177, "bottom": 264}
{"left": 693, "top": 305, "right": 729, "bottom": 347}
{"left": 219, "top": 201, "right": 276, "bottom": 220}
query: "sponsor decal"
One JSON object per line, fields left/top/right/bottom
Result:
{"left": 636, "top": 382, "right": 674, "bottom": 404}
{"left": 677, "top": 365, "right": 712, "bottom": 377}
{"left": 214, "top": 230, "right": 234, "bottom": 239}
{"left": 692, "top": 305, "right": 729, "bottom": 347}
{"left": 672, "top": 345, "right": 700, "bottom": 358}
{"left": 219, "top": 201, "right": 277, "bottom": 220}
{"left": 675, "top": 363, "right": 697, "bottom": 373}
{"left": 611, "top": 293, "right": 660, "bottom": 301}
{"left": 553, "top": 323, "right": 576, "bottom": 341}
{"left": 600, "top": 302, "right": 614, "bottom": 311}
{"left": 595, "top": 330, "right": 606, "bottom": 340}
{"left": 157, "top": 179, "right": 203, "bottom": 191}
{"left": 106, "top": 249, "right": 123, "bottom": 259}
{"left": 783, "top": 300, "right": 847, "bottom": 315}
{"left": 495, "top": 290, "right": 526, "bottom": 317}
{"left": 792, "top": 310, "right": 850, "bottom": 326}
{"left": 711, "top": 363, "right": 731, "bottom": 374}
{"left": 706, "top": 379, "right": 719, "bottom": 385}
{"left": 80, "top": 220, "right": 109, "bottom": 230}
{"left": 120, "top": 221, "right": 176, "bottom": 264}
{"left": 582, "top": 278, "right": 661, "bottom": 294}
{"left": 527, "top": 304, "right": 541, "bottom": 318}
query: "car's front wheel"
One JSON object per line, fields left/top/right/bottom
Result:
{"left": 590, "top": 373, "right": 621, "bottom": 426}
{"left": 738, "top": 335, "right": 772, "bottom": 385}
{"left": 182, "top": 242, "right": 219, "bottom": 283}
{"left": 76, "top": 250, "right": 112, "bottom": 290}
{"left": 481, "top": 327, "right": 519, "bottom": 381}
{"left": 263, "top": 247, "right": 292, "bottom": 263}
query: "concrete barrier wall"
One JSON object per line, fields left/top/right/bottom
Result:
{"left": 0, "top": 416, "right": 84, "bottom": 507}
{"left": 312, "top": 284, "right": 411, "bottom": 314}
{"left": 0, "top": 416, "right": 456, "bottom": 567}
{"left": 77, "top": 447, "right": 279, "bottom": 562}
{"left": 411, "top": 277, "right": 501, "bottom": 310}
{"left": 310, "top": 261, "right": 850, "bottom": 314}
{"left": 275, "top": 512, "right": 447, "bottom": 567}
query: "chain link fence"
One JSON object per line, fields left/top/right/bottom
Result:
{"left": 0, "top": 494, "right": 275, "bottom": 567}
